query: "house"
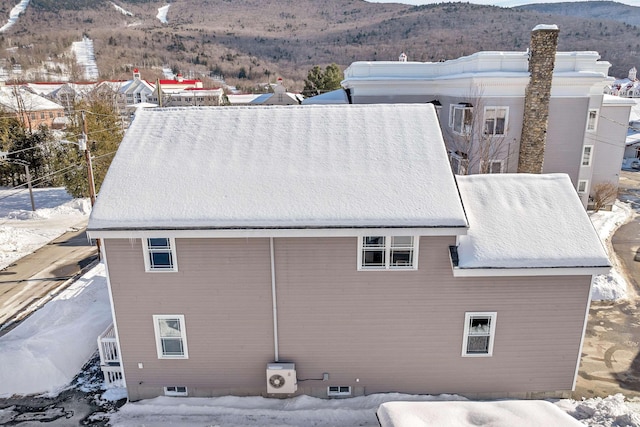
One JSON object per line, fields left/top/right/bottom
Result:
{"left": 227, "top": 78, "right": 303, "bottom": 106}
{"left": 88, "top": 104, "right": 609, "bottom": 402}
{"left": 306, "top": 26, "right": 633, "bottom": 209}
{"left": 0, "top": 82, "right": 65, "bottom": 129}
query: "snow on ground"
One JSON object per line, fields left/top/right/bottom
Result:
{"left": 0, "top": 187, "right": 639, "bottom": 424}
{"left": 156, "top": 4, "right": 170, "bottom": 23}
{"left": 111, "top": 1, "right": 133, "bottom": 16}
{"left": 0, "top": 0, "right": 30, "bottom": 33}
{"left": 0, "top": 187, "right": 90, "bottom": 270}
{"left": 0, "top": 263, "right": 110, "bottom": 397}
{"left": 590, "top": 200, "right": 636, "bottom": 300}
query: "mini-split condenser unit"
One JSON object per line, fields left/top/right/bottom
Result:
{"left": 266, "top": 362, "right": 297, "bottom": 394}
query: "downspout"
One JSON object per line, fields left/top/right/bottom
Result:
{"left": 270, "top": 237, "right": 279, "bottom": 362}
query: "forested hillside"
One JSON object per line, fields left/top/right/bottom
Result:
{"left": 1, "top": 0, "right": 639, "bottom": 90}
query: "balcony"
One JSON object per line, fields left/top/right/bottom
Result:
{"left": 97, "top": 323, "right": 125, "bottom": 386}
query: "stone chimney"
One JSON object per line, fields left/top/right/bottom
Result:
{"left": 517, "top": 24, "right": 559, "bottom": 174}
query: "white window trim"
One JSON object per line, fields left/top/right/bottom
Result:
{"left": 480, "top": 159, "right": 505, "bottom": 174}
{"left": 582, "top": 145, "right": 594, "bottom": 167}
{"left": 357, "top": 236, "right": 419, "bottom": 271}
{"left": 449, "top": 104, "right": 473, "bottom": 135}
{"left": 143, "top": 238, "right": 178, "bottom": 272}
{"left": 328, "top": 386, "right": 352, "bottom": 397}
{"left": 449, "top": 152, "right": 469, "bottom": 175}
{"left": 153, "top": 314, "right": 189, "bottom": 359}
{"left": 586, "top": 109, "right": 599, "bottom": 132}
{"left": 577, "top": 180, "right": 588, "bottom": 194}
{"left": 164, "top": 386, "right": 188, "bottom": 396}
{"left": 483, "top": 106, "right": 509, "bottom": 136}
{"left": 462, "top": 312, "right": 497, "bottom": 357}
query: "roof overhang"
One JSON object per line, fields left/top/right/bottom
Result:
{"left": 87, "top": 226, "right": 468, "bottom": 240}
{"left": 451, "top": 265, "right": 611, "bottom": 277}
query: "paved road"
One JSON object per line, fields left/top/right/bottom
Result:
{"left": 574, "top": 170, "right": 640, "bottom": 399}
{"left": 0, "top": 227, "right": 98, "bottom": 334}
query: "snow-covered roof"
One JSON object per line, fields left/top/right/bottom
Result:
{"left": 377, "top": 400, "right": 584, "bottom": 427}
{"left": 0, "top": 86, "right": 63, "bottom": 112}
{"left": 88, "top": 104, "right": 468, "bottom": 232}
{"left": 302, "top": 89, "right": 349, "bottom": 105}
{"left": 455, "top": 174, "right": 610, "bottom": 273}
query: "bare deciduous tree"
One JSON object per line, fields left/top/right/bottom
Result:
{"left": 591, "top": 182, "right": 618, "bottom": 212}
{"left": 442, "top": 86, "right": 514, "bottom": 175}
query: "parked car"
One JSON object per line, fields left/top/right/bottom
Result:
{"left": 631, "top": 159, "right": 640, "bottom": 170}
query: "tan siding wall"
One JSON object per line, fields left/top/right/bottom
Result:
{"left": 104, "top": 236, "right": 591, "bottom": 400}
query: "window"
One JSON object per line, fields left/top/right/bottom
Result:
{"left": 164, "top": 386, "right": 188, "bottom": 396}
{"left": 450, "top": 153, "right": 468, "bottom": 175}
{"left": 483, "top": 107, "right": 508, "bottom": 136}
{"left": 328, "top": 386, "right": 352, "bottom": 397}
{"left": 358, "top": 236, "right": 418, "bottom": 270}
{"left": 587, "top": 109, "right": 598, "bottom": 131}
{"left": 462, "top": 312, "right": 496, "bottom": 357}
{"left": 449, "top": 104, "right": 473, "bottom": 135}
{"left": 577, "top": 180, "right": 588, "bottom": 194}
{"left": 153, "top": 315, "right": 188, "bottom": 359}
{"left": 481, "top": 159, "right": 504, "bottom": 174}
{"left": 582, "top": 145, "right": 594, "bottom": 167}
{"left": 40, "top": 112, "right": 45, "bottom": 119}
{"left": 143, "top": 238, "right": 177, "bottom": 272}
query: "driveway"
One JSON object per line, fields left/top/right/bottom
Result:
{"left": 574, "top": 170, "right": 640, "bottom": 399}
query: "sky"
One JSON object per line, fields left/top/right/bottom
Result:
{"left": 366, "top": 0, "right": 640, "bottom": 7}
{"left": 0, "top": 187, "right": 638, "bottom": 425}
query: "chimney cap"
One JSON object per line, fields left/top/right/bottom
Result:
{"left": 532, "top": 24, "right": 559, "bottom": 32}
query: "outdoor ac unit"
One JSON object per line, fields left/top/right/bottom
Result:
{"left": 266, "top": 362, "right": 297, "bottom": 394}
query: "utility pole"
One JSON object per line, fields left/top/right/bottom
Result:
{"left": 80, "top": 110, "right": 100, "bottom": 258}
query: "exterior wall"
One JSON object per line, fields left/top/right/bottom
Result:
{"left": 590, "top": 102, "right": 633, "bottom": 201}
{"left": 105, "top": 236, "right": 592, "bottom": 401}
{"left": 543, "top": 98, "right": 589, "bottom": 183}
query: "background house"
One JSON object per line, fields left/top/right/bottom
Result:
{"left": 88, "top": 104, "right": 609, "bottom": 402}
{"left": 0, "top": 82, "right": 65, "bottom": 129}
{"left": 308, "top": 26, "right": 633, "bottom": 209}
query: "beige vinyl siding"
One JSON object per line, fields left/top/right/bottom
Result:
{"left": 104, "top": 236, "right": 591, "bottom": 400}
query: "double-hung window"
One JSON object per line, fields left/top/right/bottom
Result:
{"left": 153, "top": 315, "right": 188, "bottom": 359}
{"left": 483, "top": 107, "right": 508, "bottom": 136}
{"left": 586, "top": 109, "right": 598, "bottom": 132}
{"left": 577, "top": 180, "right": 588, "bottom": 195}
{"left": 582, "top": 145, "right": 594, "bottom": 167}
{"left": 462, "top": 312, "right": 497, "bottom": 357}
{"left": 143, "top": 238, "right": 177, "bottom": 272}
{"left": 481, "top": 159, "right": 504, "bottom": 174}
{"left": 449, "top": 104, "right": 473, "bottom": 135}
{"left": 358, "top": 236, "right": 418, "bottom": 270}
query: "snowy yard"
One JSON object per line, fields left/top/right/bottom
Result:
{"left": 0, "top": 187, "right": 639, "bottom": 425}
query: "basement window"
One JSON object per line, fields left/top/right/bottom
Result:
{"left": 328, "top": 386, "right": 352, "bottom": 397}
{"left": 164, "top": 386, "right": 188, "bottom": 396}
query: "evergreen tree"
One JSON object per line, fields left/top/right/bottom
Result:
{"left": 302, "top": 63, "right": 343, "bottom": 98}
{"left": 53, "top": 92, "right": 123, "bottom": 198}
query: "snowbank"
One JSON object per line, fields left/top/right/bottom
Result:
{"left": 0, "top": 187, "right": 90, "bottom": 270}
{"left": 0, "top": 263, "right": 111, "bottom": 397}
{"left": 590, "top": 201, "right": 636, "bottom": 300}
{"left": 156, "top": 4, "right": 170, "bottom": 23}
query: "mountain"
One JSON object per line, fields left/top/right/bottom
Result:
{"left": 1, "top": 0, "right": 639, "bottom": 90}
{"left": 517, "top": 1, "right": 640, "bottom": 27}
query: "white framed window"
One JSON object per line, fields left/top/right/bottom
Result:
{"left": 328, "top": 386, "right": 352, "bottom": 397}
{"left": 483, "top": 107, "right": 508, "bottom": 136}
{"left": 358, "top": 236, "right": 419, "bottom": 270}
{"left": 582, "top": 145, "right": 594, "bottom": 167}
{"left": 143, "top": 238, "right": 178, "bottom": 272}
{"left": 164, "top": 386, "right": 188, "bottom": 396}
{"left": 480, "top": 159, "right": 504, "bottom": 174}
{"left": 587, "top": 109, "right": 598, "bottom": 131}
{"left": 462, "top": 312, "right": 497, "bottom": 357}
{"left": 449, "top": 104, "right": 473, "bottom": 135}
{"left": 577, "top": 180, "right": 588, "bottom": 194}
{"left": 153, "top": 315, "right": 189, "bottom": 359}
{"left": 450, "top": 153, "right": 469, "bottom": 175}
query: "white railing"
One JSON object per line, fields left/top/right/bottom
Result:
{"left": 97, "top": 323, "right": 125, "bottom": 386}
{"left": 98, "top": 323, "right": 119, "bottom": 364}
